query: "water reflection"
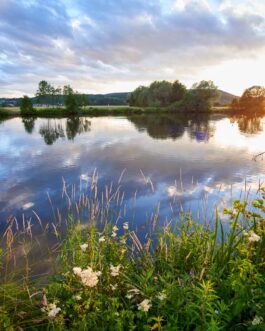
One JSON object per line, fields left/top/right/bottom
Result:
{"left": 38, "top": 117, "right": 91, "bottom": 145}
{"left": 22, "top": 117, "right": 36, "bottom": 134}
{"left": 230, "top": 115, "right": 264, "bottom": 135}
{"left": 127, "top": 113, "right": 216, "bottom": 142}
{"left": 18, "top": 114, "right": 265, "bottom": 145}
{"left": 0, "top": 114, "right": 265, "bottom": 235}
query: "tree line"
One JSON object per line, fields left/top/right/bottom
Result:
{"left": 128, "top": 80, "right": 220, "bottom": 111}
{"left": 231, "top": 86, "right": 265, "bottom": 113}
{"left": 20, "top": 80, "right": 89, "bottom": 115}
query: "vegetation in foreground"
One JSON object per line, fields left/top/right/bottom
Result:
{"left": 0, "top": 184, "right": 264, "bottom": 330}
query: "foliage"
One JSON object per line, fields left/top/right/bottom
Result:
{"left": 129, "top": 79, "right": 219, "bottom": 111}
{"left": 19, "top": 95, "right": 35, "bottom": 115}
{"left": 232, "top": 86, "right": 265, "bottom": 113}
{"left": 1, "top": 186, "right": 265, "bottom": 330}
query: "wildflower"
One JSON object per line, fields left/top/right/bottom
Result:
{"left": 74, "top": 294, "right": 82, "bottom": 301}
{"left": 110, "top": 264, "right": 121, "bottom": 277}
{"left": 126, "top": 294, "right": 133, "bottom": 299}
{"left": 80, "top": 267, "right": 101, "bottom": 287}
{"left": 248, "top": 231, "right": 261, "bottom": 242}
{"left": 42, "top": 303, "right": 61, "bottom": 318}
{"left": 252, "top": 315, "right": 263, "bottom": 326}
{"left": 110, "top": 284, "right": 117, "bottom": 291}
{"left": 99, "top": 236, "right": 105, "bottom": 242}
{"left": 73, "top": 267, "right": 82, "bottom": 277}
{"left": 113, "top": 225, "right": 119, "bottom": 232}
{"left": 157, "top": 291, "right": 166, "bottom": 301}
{"left": 138, "top": 299, "right": 152, "bottom": 313}
{"left": 74, "top": 266, "right": 101, "bottom": 287}
{"left": 111, "top": 232, "right": 117, "bottom": 238}
{"left": 48, "top": 303, "right": 61, "bottom": 318}
{"left": 123, "top": 222, "right": 129, "bottom": 230}
{"left": 80, "top": 243, "right": 88, "bottom": 252}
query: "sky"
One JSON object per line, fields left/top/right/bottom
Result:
{"left": 0, "top": 0, "right": 265, "bottom": 97}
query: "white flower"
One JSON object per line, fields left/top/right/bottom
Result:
{"left": 123, "top": 222, "right": 129, "bottom": 230}
{"left": 252, "top": 315, "right": 263, "bottom": 326}
{"left": 73, "top": 267, "right": 82, "bottom": 277}
{"left": 157, "top": 291, "right": 166, "bottom": 301}
{"left": 99, "top": 236, "right": 105, "bottom": 242}
{"left": 48, "top": 303, "right": 61, "bottom": 318}
{"left": 248, "top": 231, "right": 261, "bottom": 242}
{"left": 74, "top": 294, "right": 82, "bottom": 301}
{"left": 111, "top": 232, "right": 117, "bottom": 238}
{"left": 80, "top": 243, "right": 88, "bottom": 252}
{"left": 42, "top": 303, "right": 61, "bottom": 318}
{"left": 110, "top": 264, "right": 121, "bottom": 277}
{"left": 126, "top": 294, "right": 133, "bottom": 299}
{"left": 137, "top": 299, "right": 152, "bottom": 312}
{"left": 112, "top": 225, "right": 119, "bottom": 232}
{"left": 73, "top": 266, "right": 101, "bottom": 287}
{"left": 110, "top": 284, "right": 117, "bottom": 291}
{"left": 80, "top": 267, "right": 101, "bottom": 287}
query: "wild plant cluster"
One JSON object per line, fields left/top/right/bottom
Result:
{"left": 0, "top": 189, "right": 264, "bottom": 330}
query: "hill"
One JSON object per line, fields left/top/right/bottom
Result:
{"left": 214, "top": 90, "right": 238, "bottom": 106}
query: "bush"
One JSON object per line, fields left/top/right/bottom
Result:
{"left": 20, "top": 95, "right": 35, "bottom": 115}
{"left": 64, "top": 93, "right": 79, "bottom": 114}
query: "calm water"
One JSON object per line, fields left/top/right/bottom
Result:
{"left": 1, "top": 114, "right": 265, "bottom": 233}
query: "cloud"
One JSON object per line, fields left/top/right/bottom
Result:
{"left": 0, "top": 0, "right": 265, "bottom": 96}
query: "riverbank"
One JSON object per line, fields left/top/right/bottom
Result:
{"left": 0, "top": 105, "right": 234, "bottom": 118}
{"left": 1, "top": 187, "right": 264, "bottom": 330}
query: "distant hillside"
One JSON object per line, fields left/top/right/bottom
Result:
{"left": 88, "top": 92, "right": 128, "bottom": 105}
{"left": 214, "top": 90, "right": 238, "bottom": 106}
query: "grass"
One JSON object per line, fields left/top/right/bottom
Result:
{"left": 0, "top": 176, "right": 264, "bottom": 330}
{"left": 0, "top": 105, "right": 234, "bottom": 119}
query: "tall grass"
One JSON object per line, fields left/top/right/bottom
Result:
{"left": 0, "top": 177, "right": 264, "bottom": 330}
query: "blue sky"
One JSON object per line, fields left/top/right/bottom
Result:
{"left": 0, "top": 0, "right": 265, "bottom": 97}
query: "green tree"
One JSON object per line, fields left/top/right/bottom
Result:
{"left": 36, "top": 80, "right": 51, "bottom": 104}
{"left": 64, "top": 92, "right": 79, "bottom": 114}
{"left": 186, "top": 80, "right": 219, "bottom": 112}
{"left": 149, "top": 80, "right": 172, "bottom": 107}
{"left": 20, "top": 96, "right": 35, "bottom": 115}
{"left": 128, "top": 86, "right": 149, "bottom": 107}
{"left": 239, "top": 86, "right": 265, "bottom": 112}
{"left": 171, "top": 80, "right": 187, "bottom": 103}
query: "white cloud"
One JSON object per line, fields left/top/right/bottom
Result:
{"left": 0, "top": 0, "right": 265, "bottom": 97}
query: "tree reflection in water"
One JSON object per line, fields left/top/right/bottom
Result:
{"left": 231, "top": 115, "right": 264, "bottom": 135}
{"left": 38, "top": 117, "right": 91, "bottom": 145}
{"left": 19, "top": 113, "right": 265, "bottom": 146}
{"left": 128, "top": 114, "right": 216, "bottom": 142}
{"left": 22, "top": 117, "right": 36, "bottom": 134}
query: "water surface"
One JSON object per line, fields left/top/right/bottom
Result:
{"left": 1, "top": 114, "right": 265, "bottom": 232}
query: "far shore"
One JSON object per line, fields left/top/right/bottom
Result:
{"left": 0, "top": 105, "right": 236, "bottom": 118}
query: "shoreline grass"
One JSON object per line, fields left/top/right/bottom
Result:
{"left": 0, "top": 105, "right": 235, "bottom": 119}
{"left": 0, "top": 180, "right": 264, "bottom": 330}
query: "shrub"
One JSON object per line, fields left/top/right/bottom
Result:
{"left": 20, "top": 95, "right": 35, "bottom": 115}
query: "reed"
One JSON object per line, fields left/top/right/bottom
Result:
{"left": 0, "top": 174, "right": 264, "bottom": 330}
